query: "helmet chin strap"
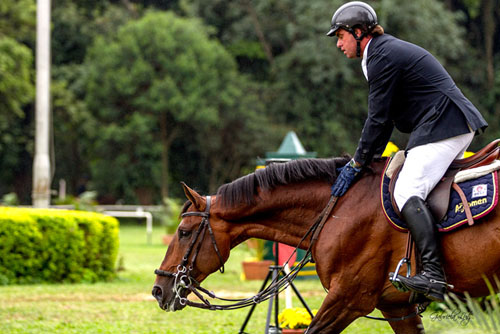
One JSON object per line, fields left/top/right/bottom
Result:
{"left": 349, "top": 29, "right": 366, "bottom": 58}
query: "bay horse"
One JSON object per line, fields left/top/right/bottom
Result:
{"left": 152, "top": 157, "right": 500, "bottom": 333}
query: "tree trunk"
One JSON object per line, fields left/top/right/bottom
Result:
{"left": 482, "top": 0, "right": 496, "bottom": 89}
{"left": 241, "top": 0, "right": 274, "bottom": 64}
{"left": 208, "top": 157, "right": 221, "bottom": 194}
{"left": 159, "top": 113, "right": 179, "bottom": 199}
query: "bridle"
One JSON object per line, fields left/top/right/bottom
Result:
{"left": 154, "top": 194, "right": 424, "bottom": 321}
{"left": 155, "top": 196, "right": 225, "bottom": 275}
{"left": 155, "top": 194, "right": 339, "bottom": 311}
{"left": 154, "top": 196, "right": 227, "bottom": 307}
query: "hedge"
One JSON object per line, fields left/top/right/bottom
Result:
{"left": 0, "top": 207, "right": 119, "bottom": 285}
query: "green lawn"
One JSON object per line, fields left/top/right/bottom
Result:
{"left": 0, "top": 225, "right": 487, "bottom": 333}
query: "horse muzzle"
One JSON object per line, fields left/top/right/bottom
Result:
{"left": 152, "top": 283, "right": 188, "bottom": 312}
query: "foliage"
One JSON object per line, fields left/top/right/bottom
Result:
{"left": 0, "top": 37, "right": 34, "bottom": 120}
{"left": 84, "top": 10, "right": 245, "bottom": 200}
{"left": 0, "top": 0, "right": 36, "bottom": 42}
{"left": 0, "top": 207, "right": 119, "bottom": 284}
{"left": 51, "top": 68, "right": 97, "bottom": 195}
{"left": 161, "top": 197, "right": 183, "bottom": 234}
{"left": 0, "top": 0, "right": 35, "bottom": 201}
{"left": 279, "top": 307, "right": 316, "bottom": 329}
{"left": 378, "top": 0, "right": 467, "bottom": 65}
{"left": 440, "top": 277, "right": 500, "bottom": 332}
{"left": 184, "top": 0, "right": 498, "bottom": 158}
{"left": 0, "top": 0, "right": 499, "bottom": 204}
{"left": 0, "top": 37, "right": 34, "bottom": 184}
{"left": 1, "top": 192, "right": 19, "bottom": 206}
{"left": 53, "top": 191, "right": 99, "bottom": 211}
{"left": 245, "top": 238, "right": 267, "bottom": 261}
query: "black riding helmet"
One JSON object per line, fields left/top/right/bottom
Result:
{"left": 326, "top": 1, "right": 378, "bottom": 57}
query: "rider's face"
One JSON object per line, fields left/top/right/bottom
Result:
{"left": 336, "top": 29, "right": 358, "bottom": 59}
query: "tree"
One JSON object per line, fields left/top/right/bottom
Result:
{"left": 0, "top": 37, "right": 34, "bottom": 135}
{"left": 0, "top": 0, "right": 36, "bottom": 43}
{"left": 197, "top": 77, "right": 284, "bottom": 193}
{"left": 50, "top": 2, "right": 141, "bottom": 197}
{"left": 0, "top": 0, "right": 35, "bottom": 200}
{"left": 185, "top": 0, "right": 482, "bottom": 156}
{"left": 442, "top": 0, "right": 500, "bottom": 147}
{"left": 85, "top": 11, "right": 243, "bottom": 201}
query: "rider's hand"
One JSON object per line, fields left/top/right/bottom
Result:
{"left": 331, "top": 159, "right": 363, "bottom": 197}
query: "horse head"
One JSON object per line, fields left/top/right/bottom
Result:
{"left": 152, "top": 158, "right": 350, "bottom": 312}
{"left": 152, "top": 183, "right": 231, "bottom": 312}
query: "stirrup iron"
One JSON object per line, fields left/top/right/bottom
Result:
{"left": 389, "top": 257, "right": 412, "bottom": 292}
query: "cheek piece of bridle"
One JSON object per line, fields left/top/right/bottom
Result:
{"left": 154, "top": 194, "right": 424, "bottom": 321}
{"left": 154, "top": 196, "right": 227, "bottom": 308}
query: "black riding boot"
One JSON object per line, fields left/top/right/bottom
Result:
{"left": 395, "top": 196, "right": 448, "bottom": 301}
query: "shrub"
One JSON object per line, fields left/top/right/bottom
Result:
{"left": 0, "top": 207, "right": 119, "bottom": 284}
{"left": 161, "top": 197, "right": 183, "bottom": 234}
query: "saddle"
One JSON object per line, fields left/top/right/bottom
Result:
{"left": 387, "top": 139, "right": 500, "bottom": 225}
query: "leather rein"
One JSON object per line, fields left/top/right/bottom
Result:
{"left": 154, "top": 194, "right": 422, "bottom": 321}
{"left": 154, "top": 195, "right": 338, "bottom": 311}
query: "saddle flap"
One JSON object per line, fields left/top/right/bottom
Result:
{"left": 427, "top": 168, "right": 460, "bottom": 221}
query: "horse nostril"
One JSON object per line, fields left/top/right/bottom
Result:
{"left": 152, "top": 285, "right": 163, "bottom": 301}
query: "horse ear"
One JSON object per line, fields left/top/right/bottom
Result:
{"left": 181, "top": 182, "right": 206, "bottom": 210}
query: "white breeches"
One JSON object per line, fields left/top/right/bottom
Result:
{"left": 394, "top": 131, "right": 475, "bottom": 211}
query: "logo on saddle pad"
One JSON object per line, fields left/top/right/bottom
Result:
{"left": 455, "top": 197, "right": 487, "bottom": 214}
{"left": 472, "top": 184, "right": 488, "bottom": 198}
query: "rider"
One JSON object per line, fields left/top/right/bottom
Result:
{"left": 328, "top": 1, "right": 488, "bottom": 301}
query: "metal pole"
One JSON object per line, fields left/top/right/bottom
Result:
{"left": 33, "top": 0, "right": 52, "bottom": 208}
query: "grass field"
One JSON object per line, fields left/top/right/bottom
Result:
{"left": 0, "top": 224, "right": 488, "bottom": 333}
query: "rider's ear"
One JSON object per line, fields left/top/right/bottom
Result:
{"left": 181, "top": 182, "right": 206, "bottom": 210}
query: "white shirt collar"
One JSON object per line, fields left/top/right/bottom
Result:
{"left": 361, "top": 38, "right": 372, "bottom": 81}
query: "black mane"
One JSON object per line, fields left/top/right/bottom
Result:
{"left": 216, "top": 157, "right": 350, "bottom": 207}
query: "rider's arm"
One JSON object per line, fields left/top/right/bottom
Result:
{"left": 354, "top": 52, "right": 397, "bottom": 166}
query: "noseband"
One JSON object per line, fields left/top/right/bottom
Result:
{"left": 154, "top": 196, "right": 226, "bottom": 306}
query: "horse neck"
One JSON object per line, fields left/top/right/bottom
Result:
{"left": 216, "top": 180, "right": 333, "bottom": 248}
{"left": 216, "top": 159, "right": 387, "bottom": 249}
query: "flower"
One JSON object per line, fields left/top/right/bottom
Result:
{"left": 278, "top": 308, "right": 316, "bottom": 329}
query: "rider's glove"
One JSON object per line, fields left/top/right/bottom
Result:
{"left": 330, "top": 159, "right": 363, "bottom": 197}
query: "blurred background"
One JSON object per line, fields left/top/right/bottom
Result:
{"left": 1, "top": 0, "right": 499, "bottom": 206}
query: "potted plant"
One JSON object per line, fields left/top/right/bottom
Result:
{"left": 278, "top": 307, "right": 315, "bottom": 333}
{"left": 161, "top": 197, "right": 182, "bottom": 245}
{"left": 241, "top": 239, "right": 273, "bottom": 280}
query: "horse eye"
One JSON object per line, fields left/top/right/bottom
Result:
{"left": 178, "top": 230, "right": 192, "bottom": 239}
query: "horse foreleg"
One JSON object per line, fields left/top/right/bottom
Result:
{"left": 376, "top": 282, "right": 426, "bottom": 334}
{"left": 305, "top": 288, "right": 377, "bottom": 333}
